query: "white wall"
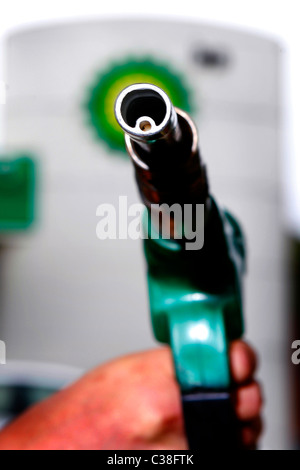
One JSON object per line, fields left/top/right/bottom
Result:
{"left": 0, "top": 1, "right": 299, "bottom": 236}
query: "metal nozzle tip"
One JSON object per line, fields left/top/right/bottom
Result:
{"left": 114, "top": 83, "right": 177, "bottom": 145}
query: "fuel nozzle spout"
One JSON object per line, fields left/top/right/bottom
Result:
{"left": 115, "top": 83, "right": 180, "bottom": 151}
{"left": 115, "top": 83, "right": 209, "bottom": 208}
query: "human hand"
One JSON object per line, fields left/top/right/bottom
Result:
{"left": 0, "top": 342, "right": 262, "bottom": 450}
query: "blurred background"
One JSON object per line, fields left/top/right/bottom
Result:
{"left": 0, "top": 1, "right": 299, "bottom": 450}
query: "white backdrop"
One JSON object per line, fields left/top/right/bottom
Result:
{"left": 0, "top": 1, "right": 299, "bottom": 237}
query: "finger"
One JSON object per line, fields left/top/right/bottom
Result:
{"left": 241, "top": 417, "right": 263, "bottom": 449}
{"left": 230, "top": 340, "right": 258, "bottom": 384}
{"left": 235, "top": 381, "right": 263, "bottom": 421}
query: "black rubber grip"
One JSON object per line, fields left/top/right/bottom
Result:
{"left": 182, "top": 389, "right": 243, "bottom": 450}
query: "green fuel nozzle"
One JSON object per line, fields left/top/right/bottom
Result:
{"left": 115, "top": 83, "right": 247, "bottom": 449}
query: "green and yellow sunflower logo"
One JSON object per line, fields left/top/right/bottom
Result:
{"left": 85, "top": 57, "right": 194, "bottom": 153}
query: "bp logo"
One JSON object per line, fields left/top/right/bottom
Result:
{"left": 85, "top": 57, "right": 193, "bottom": 153}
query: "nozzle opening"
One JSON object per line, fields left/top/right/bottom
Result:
{"left": 120, "top": 89, "right": 167, "bottom": 128}
{"left": 115, "top": 84, "right": 178, "bottom": 145}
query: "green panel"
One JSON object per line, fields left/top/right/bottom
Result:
{"left": 0, "top": 156, "right": 36, "bottom": 231}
